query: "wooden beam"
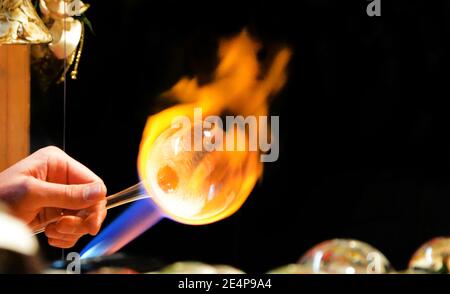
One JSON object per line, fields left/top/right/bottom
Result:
{"left": 0, "top": 45, "right": 30, "bottom": 172}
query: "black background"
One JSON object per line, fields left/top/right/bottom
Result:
{"left": 30, "top": 0, "right": 450, "bottom": 273}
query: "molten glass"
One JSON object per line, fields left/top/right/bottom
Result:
{"left": 139, "top": 121, "right": 260, "bottom": 225}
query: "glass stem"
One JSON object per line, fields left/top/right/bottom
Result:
{"left": 31, "top": 182, "right": 149, "bottom": 235}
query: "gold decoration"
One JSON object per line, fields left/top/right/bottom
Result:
{"left": 40, "top": 0, "right": 89, "bottom": 20}
{"left": 0, "top": 0, "right": 52, "bottom": 44}
{"left": 39, "top": 0, "right": 88, "bottom": 81}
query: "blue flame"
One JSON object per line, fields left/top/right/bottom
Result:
{"left": 80, "top": 199, "right": 163, "bottom": 259}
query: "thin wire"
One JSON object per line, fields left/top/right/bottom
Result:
{"left": 63, "top": 5, "right": 67, "bottom": 152}
{"left": 61, "top": 1, "right": 68, "bottom": 262}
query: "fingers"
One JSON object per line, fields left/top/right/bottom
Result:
{"left": 45, "top": 223, "right": 80, "bottom": 248}
{"left": 45, "top": 202, "right": 107, "bottom": 248}
{"left": 57, "top": 205, "right": 107, "bottom": 236}
{"left": 33, "top": 146, "right": 103, "bottom": 185}
{"left": 31, "top": 179, "right": 106, "bottom": 210}
{"left": 48, "top": 239, "right": 78, "bottom": 249}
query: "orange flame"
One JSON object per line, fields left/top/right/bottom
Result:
{"left": 138, "top": 30, "right": 291, "bottom": 225}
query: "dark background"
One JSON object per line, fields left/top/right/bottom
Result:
{"left": 30, "top": 0, "right": 450, "bottom": 273}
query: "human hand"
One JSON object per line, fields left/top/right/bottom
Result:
{"left": 0, "top": 146, "right": 107, "bottom": 248}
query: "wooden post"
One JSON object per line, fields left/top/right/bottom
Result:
{"left": 0, "top": 45, "right": 30, "bottom": 172}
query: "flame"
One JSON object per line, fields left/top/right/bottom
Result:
{"left": 138, "top": 31, "right": 291, "bottom": 225}
{"left": 82, "top": 31, "right": 291, "bottom": 258}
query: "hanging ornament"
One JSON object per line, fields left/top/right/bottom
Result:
{"left": 30, "top": 0, "right": 90, "bottom": 87}
{"left": 0, "top": 0, "right": 52, "bottom": 44}
{"left": 38, "top": 0, "right": 89, "bottom": 82}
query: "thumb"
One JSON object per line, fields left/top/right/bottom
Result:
{"left": 32, "top": 180, "right": 107, "bottom": 210}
